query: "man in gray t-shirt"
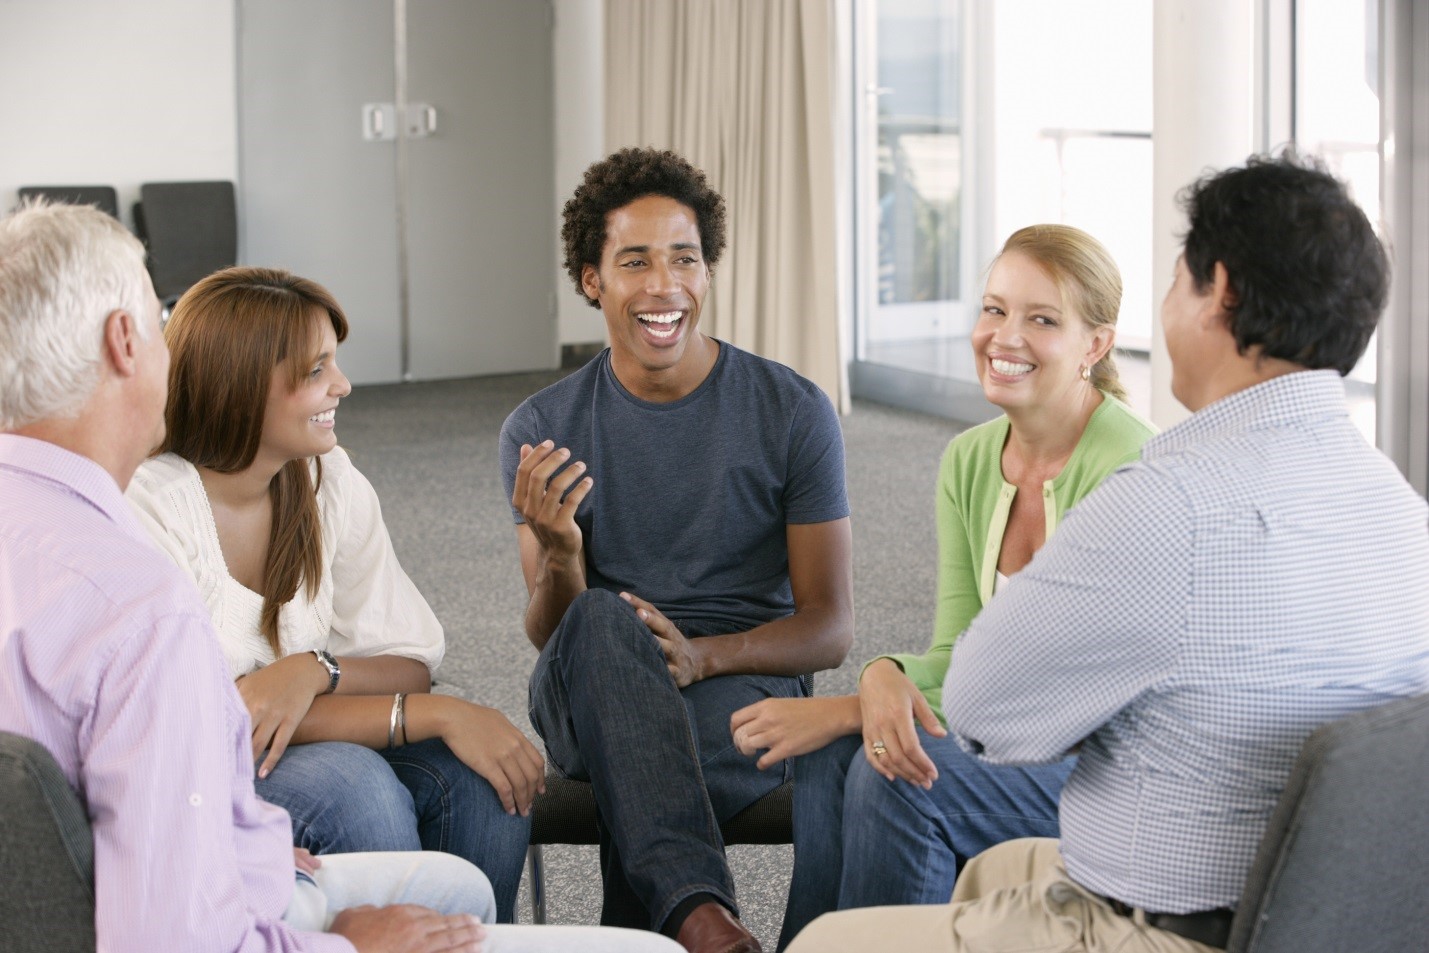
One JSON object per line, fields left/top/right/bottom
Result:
{"left": 500, "top": 149, "right": 853, "bottom": 953}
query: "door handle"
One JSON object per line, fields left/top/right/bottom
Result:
{"left": 406, "top": 102, "right": 438, "bottom": 138}
{"left": 362, "top": 103, "right": 397, "bottom": 141}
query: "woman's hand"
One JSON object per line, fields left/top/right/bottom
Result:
{"left": 237, "top": 652, "right": 330, "bottom": 778}
{"left": 858, "top": 658, "right": 947, "bottom": 789}
{"left": 424, "top": 697, "right": 547, "bottom": 817}
{"left": 730, "top": 696, "right": 861, "bottom": 769}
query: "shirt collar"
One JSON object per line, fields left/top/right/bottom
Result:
{"left": 0, "top": 433, "right": 149, "bottom": 543}
{"left": 1143, "top": 369, "right": 1349, "bottom": 459}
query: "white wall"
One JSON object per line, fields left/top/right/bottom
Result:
{"left": 1, "top": 0, "right": 601, "bottom": 348}
{"left": 552, "top": 0, "right": 607, "bottom": 346}
{"left": 0, "top": 0, "right": 237, "bottom": 231}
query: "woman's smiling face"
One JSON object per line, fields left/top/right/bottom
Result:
{"left": 259, "top": 311, "right": 350, "bottom": 463}
{"left": 972, "top": 250, "right": 1109, "bottom": 412}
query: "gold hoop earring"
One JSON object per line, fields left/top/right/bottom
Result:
{"left": 1080, "top": 365, "right": 1091, "bottom": 382}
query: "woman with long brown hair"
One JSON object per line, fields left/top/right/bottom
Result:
{"left": 126, "top": 266, "right": 541, "bottom": 923}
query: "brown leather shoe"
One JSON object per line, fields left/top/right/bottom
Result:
{"left": 674, "top": 901, "right": 762, "bottom": 953}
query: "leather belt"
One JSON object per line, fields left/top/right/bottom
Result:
{"left": 1104, "top": 897, "right": 1234, "bottom": 949}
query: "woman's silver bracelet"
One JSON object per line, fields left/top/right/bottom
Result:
{"left": 388, "top": 692, "right": 407, "bottom": 748}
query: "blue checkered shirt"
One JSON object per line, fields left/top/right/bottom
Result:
{"left": 943, "top": 370, "right": 1429, "bottom": 913}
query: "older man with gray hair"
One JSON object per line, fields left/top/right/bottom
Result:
{"left": 0, "top": 201, "right": 681, "bottom": 953}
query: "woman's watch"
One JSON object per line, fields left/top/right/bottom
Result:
{"left": 311, "top": 649, "right": 341, "bottom": 694}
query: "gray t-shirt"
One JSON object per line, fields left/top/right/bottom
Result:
{"left": 499, "top": 342, "right": 848, "bottom": 633}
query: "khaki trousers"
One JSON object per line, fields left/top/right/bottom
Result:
{"left": 785, "top": 838, "right": 1222, "bottom": 953}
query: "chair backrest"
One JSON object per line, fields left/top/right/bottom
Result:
{"left": 136, "top": 180, "right": 238, "bottom": 305}
{"left": 0, "top": 731, "right": 96, "bottom": 951}
{"left": 17, "top": 185, "right": 120, "bottom": 219}
{"left": 1227, "top": 693, "right": 1429, "bottom": 953}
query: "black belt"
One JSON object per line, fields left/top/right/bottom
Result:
{"left": 1104, "top": 897, "right": 1234, "bottom": 949}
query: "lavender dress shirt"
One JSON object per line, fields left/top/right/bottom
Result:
{"left": 0, "top": 434, "right": 349, "bottom": 952}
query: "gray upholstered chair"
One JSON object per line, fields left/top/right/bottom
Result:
{"left": 1226, "top": 692, "right": 1429, "bottom": 953}
{"left": 0, "top": 731, "right": 96, "bottom": 952}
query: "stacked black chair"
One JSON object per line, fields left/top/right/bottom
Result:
{"left": 17, "top": 185, "right": 119, "bottom": 219}
{"left": 133, "top": 180, "right": 237, "bottom": 308}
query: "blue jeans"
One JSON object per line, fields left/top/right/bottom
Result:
{"left": 529, "top": 588, "right": 802, "bottom": 931}
{"left": 779, "top": 729, "right": 1074, "bottom": 950}
{"left": 254, "top": 736, "right": 531, "bottom": 923}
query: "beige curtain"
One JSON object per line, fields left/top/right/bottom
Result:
{"left": 604, "top": 0, "right": 846, "bottom": 411}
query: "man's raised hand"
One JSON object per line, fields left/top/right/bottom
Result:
{"left": 512, "top": 440, "right": 592, "bottom": 563}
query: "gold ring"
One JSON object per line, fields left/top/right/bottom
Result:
{"left": 871, "top": 740, "right": 887, "bottom": 757}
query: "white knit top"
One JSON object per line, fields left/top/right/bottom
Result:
{"left": 126, "top": 446, "right": 444, "bottom": 680}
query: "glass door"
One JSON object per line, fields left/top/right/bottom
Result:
{"left": 850, "top": 0, "right": 989, "bottom": 420}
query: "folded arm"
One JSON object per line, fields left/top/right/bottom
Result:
{"left": 944, "top": 464, "right": 1190, "bottom": 763}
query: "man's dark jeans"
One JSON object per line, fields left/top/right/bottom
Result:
{"left": 529, "top": 588, "right": 802, "bottom": 930}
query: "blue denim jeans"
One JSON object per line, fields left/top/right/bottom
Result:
{"left": 254, "top": 736, "right": 531, "bottom": 923}
{"left": 779, "top": 729, "right": 1074, "bottom": 949}
{"left": 529, "top": 588, "right": 802, "bottom": 931}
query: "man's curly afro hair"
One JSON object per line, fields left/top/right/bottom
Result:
{"left": 561, "top": 147, "right": 727, "bottom": 308}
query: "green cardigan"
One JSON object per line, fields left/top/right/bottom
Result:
{"left": 880, "top": 395, "right": 1157, "bottom": 725}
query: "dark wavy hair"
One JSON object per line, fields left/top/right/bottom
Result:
{"left": 561, "top": 147, "right": 727, "bottom": 308}
{"left": 1178, "top": 151, "right": 1389, "bottom": 375}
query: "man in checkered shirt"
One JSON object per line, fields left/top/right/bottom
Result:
{"left": 788, "top": 154, "right": 1429, "bottom": 953}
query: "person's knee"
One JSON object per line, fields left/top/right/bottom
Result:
{"left": 795, "top": 733, "right": 862, "bottom": 789}
{"left": 404, "top": 852, "right": 498, "bottom": 922}
{"left": 383, "top": 739, "right": 531, "bottom": 861}
{"left": 563, "top": 588, "right": 634, "bottom": 634}
{"left": 319, "top": 850, "right": 498, "bottom": 924}
{"left": 788, "top": 906, "right": 959, "bottom": 953}
{"left": 844, "top": 751, "right": 922, "bottom": 817}
{"left": 445, "top": 764, "right": 534, "bottom": 849}
{"left": 265, "top": 743, "right": 417, "bottom": 853}
{"left": 555, "top": 588, "right": 656, "bottom": 662}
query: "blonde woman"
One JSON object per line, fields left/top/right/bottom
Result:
{"left": 731, "top": 226, "right": 1156, "bottom": 948}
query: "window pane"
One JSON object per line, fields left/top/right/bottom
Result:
{"left": 1296, "top": 0, "right": 1380, "bottom": 444}
{"left": 991, "top": 0, "right": 1152, "bottom": 346}
{"left": 859, "top": 0, "right": 967, "bottom": 378}
{"left": 877, "top": 0, "right": 962, "bottom": 307}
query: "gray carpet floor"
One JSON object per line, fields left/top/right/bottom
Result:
{"left": 338, "top": 370, "right": 965, "bottom": 946}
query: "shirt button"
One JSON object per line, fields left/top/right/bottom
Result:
{"left": 189, "top": 793, "right": 203, "bottom": 807}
